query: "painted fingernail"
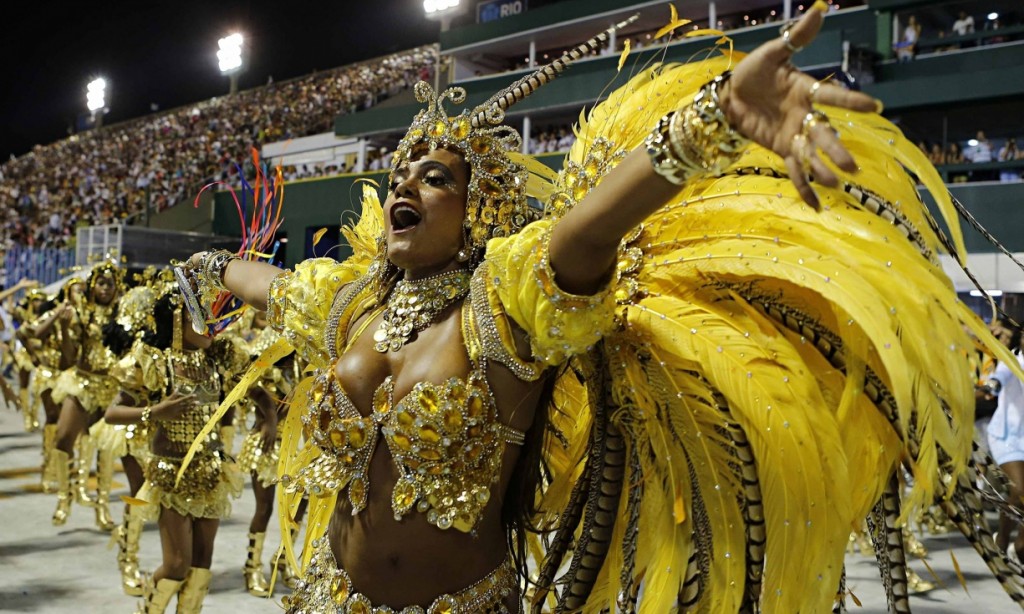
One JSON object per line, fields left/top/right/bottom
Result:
{"left": 874, "top": 100, "right": 885, "bottom": 114}
{"left": 811, "top": 0, "right": 829, "bottom": 13}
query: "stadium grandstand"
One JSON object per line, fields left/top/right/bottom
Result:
{"left": 3, "top": 0, "right": 1024, "bottom": 298}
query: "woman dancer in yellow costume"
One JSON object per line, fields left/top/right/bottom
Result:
{"left": 50, "top": 264, "right": 123, "bottom": 529}
{"left": 104, "top": 280, "right": 242, "bottom": 614}
{"left": 19, "top": 281, "right": 81, "bottom": 493}
{"left": 10, "top": 287, "right": 46, "bottom": 431}
{"left": 234, "top": 311, "right": 302, "bottom": 596}
{"left": 179, "top": 5, "right": 1024, "bottom": 612}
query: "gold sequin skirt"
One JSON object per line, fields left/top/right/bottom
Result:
{"left": 28, "top": 364, "right": 59, "bottom": 415}
{"left": 282, "top": 537, "right": 519, "bottom": 614}
{"left": 13, "top": 347, "right": 34, "bottom": 371}
{"left": 135, "top": 452, "right": 243, "bottom": 521}
{"left": 90, "top": 420, "right": 150, "bottom": 462}
{"left": 237, "top": 430, "right": 280, "bottom": 487}
{"left": 51, "top": 368, "right": 118, "bottom": 414}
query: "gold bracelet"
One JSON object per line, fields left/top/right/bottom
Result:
{"left": 199, "top": 249, "right": 237, "bottom": 293}
{"left": 645, "top": 71, "right": 750, "bottom": 185}
{"left": 141, "top": 406, "right": 152, "bottom": 425}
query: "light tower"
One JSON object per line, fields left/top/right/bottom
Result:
{"left": 86, "top": 78, "right": 107, "bottom": 130}
{"left": 423, "top": 0, "right": 465, "bottom": 32}
{"left": 218, "top": 32, "right": 244, "bottom": 95}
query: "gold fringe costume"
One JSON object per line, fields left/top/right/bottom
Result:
{"left": 234, "top": 324, "right": 292, "bottom": 487}
{"left": 123, "top": 339, "right": 243, "bottom": 520}
{"left": 193, "top": 29, "right": 1024, "bottom": 614}
{"left": 50, "top": 300, "right": 119, "bottom": 414}
{"left": 20, "top": 296, "right": 71, "bottom": 415}
{"left": 237, "top": 431, "right": 281, "bottom": 488}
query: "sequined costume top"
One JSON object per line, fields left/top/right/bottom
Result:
{"left": 268, "top": 222, "right": 616, "bottom": 532}
{"left": 22, "top": 309, "right": 66, "bottom": 371}
{"left": 112, "top": 339, "right": 225, "bottom": 458}
{"left": 235, "top": 322, "right": 292, "bottom": 420}
{"left": 68, "top": 300, "right": 119, "bottom": 374}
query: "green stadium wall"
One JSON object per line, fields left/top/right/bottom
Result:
{"left": 213, "top": 164, "right": 1024, "bottom": 270}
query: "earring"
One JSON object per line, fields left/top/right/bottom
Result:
{"left": 172, "top": 306, "right": 183, "bottom": 351}
{"left": 456, "top": 225, "right": 474, "bottom": 264}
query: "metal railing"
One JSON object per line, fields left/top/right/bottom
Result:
{"left": 2, "top": 244, "right": 76, "bottom": 288}
{"left": 75, "top": 225, "right": 123, "bottom": 266}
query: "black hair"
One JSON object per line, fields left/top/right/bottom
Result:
{"left": 141, "top": 294, "right": 178, "bottom": 351}
{"left": 102, "top": 319, "right": 135, "bottom": 356}
{"left": 503, "top": 369, "right": 560, "bottom": 587}
{"left": 101, "top": 293, "right": 178, "bottom": 355}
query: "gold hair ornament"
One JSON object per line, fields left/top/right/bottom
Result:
{"left": 389, "top": 15, "right": 640, "bottom": 257}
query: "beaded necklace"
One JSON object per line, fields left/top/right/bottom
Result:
{"left": 372, "top": 269, "right": 471, "bottom": 353}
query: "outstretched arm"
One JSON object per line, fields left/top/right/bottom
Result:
{"left": 221, "top": 260, "right": 282, "bottom": 312}
{"left": 0, "top": 278, "right": 38, "bottom": 303}
{"left": 548, "top": 2, "right": 878, "bottom": 296}
{"left": 183, "top": 256, "right": 282, "bottom": 313}
{"left": 25, "top": 302, "right": 71, "bottom": 340}
{"left": 104, "top": 391, "right": 197, "bottom": 425}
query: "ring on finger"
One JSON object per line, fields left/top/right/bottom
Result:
{"left": 780, "top": 23, "right": 804, "bottom": 54}
{"left": 801, "top": 110, "right": 832, "bottom": 138}
{"left": 809, "top": 81, "right": 822, "bottom": 103}
{"left": 792, "top": 133, "right": 813, "bottom": 174}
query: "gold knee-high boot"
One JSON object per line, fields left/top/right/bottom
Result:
{"left": 52, "top": 449, "right": 72, "bottom": 525}
{"left": 902, "top": 526, "right": 928, "bottom": 559}
{"left": 176, "top": 567, "right": 213, "bottom": 614}
{"left": 94, "top": 448, "right": 115, "bottom": 531}
{"left": 274, "top": 547, "right": 299, "bottom": 589}
{"left": 73, "top": 435, "right": 97, "bottom": 507}
{"left": 41, "top": 425, "right": 58, "bottom": 493}
{"left": 907, "top": 566, "right": 936, "bottom": 593}
{"left": 134, "top": 577, "right": 184, "bottom": 614}
{"left": 243, "top": 532, "right": 271, "bottom": 597}
{"left": 20, "top": 387, "right": 38, "bottom": 431}
{"left": 116, "top": 505, "right": 146, "bottom": 596}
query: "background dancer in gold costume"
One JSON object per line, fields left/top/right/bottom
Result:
{"left": 21, "top": 279, "right": 85, "bottom": 493}
{"left": 104, "top": 281, "right": 242, "bottom": 614}
{"left": 10, "top": 287, "right": 46, "bottom": 432}
{"left": 232, "top": 311, "right": 300, "bottom": 597}
{"left": 50, "top": 264, "right": 122, "bottom": 529}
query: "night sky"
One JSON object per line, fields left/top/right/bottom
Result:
{"left": 0, "top": 1, "right": 449, "bottom": 159}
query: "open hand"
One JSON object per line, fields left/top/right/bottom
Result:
{"left": 721, "top": 2, "right": 880, "bottom": 206}
{"left": 153, "top": 392, "right": 197, "bottom": 421}
{"left": 58, "top": 302, "right": 75, "bottom": 324}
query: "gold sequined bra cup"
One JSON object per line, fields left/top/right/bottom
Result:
{"left": 281, "top": 275, "right": 528, "bottom": 533}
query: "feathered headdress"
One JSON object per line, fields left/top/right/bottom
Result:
{"left": 389, "top": 16, "right": 639, "bottom": 257}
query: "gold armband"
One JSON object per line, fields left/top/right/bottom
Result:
{"left": 645, "top": 71, "right": 750, "bottom": 185}
{"left": 173, "top": 249, "right": 238, "bottom": 334}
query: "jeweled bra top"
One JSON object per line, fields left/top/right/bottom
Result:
{"left": 292, "top": 275, "right": 534, "bottom": 533}
{"left": 159, "top": 349, "right": 222, "bottom": 456}
{"left": 78, "top": 302, "right": 118, "bottom": 373}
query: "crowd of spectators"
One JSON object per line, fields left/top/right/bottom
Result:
{"left": 897, "top": 8, "right": 1023, "bottom": 60}
{"left": 502, "top": 1, "right": 858, "bottom": 74}
{"left": 528, "top": 125, "right": 576, "bottom": 155}
{"left": 918, "top": 131, "right": 1024, "bottom": 182}
{"left": 0, "top": 47, "right": 435, "bottom": 250}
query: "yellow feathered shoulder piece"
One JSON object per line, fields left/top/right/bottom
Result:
{"left": 527, "top": 53, "right": 1024, "bottom": 613}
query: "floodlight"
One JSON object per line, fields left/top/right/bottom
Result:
{"left": 218, "top": 33, "right": 244, "bottom": 73}
{"left": 86, "top": 78, "right": 106, "bottom": 112}
{"left": 424, "top": 0, "right": 460, "bottom": 13}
